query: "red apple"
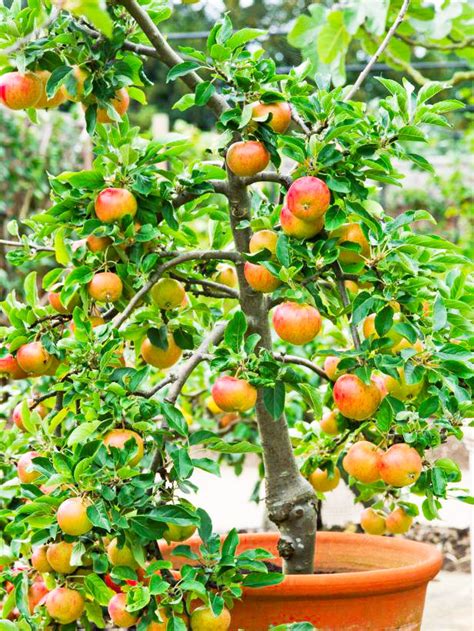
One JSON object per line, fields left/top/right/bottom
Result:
{"left": 252, "top": 101, "right": 292, "bottom": 133}
{"left": 103, "top": 429, "right": 144, "bottom": 466}
{"left": 0, "top": 71, "right": 42, "bottom": 109}
{"left": 360, "top": 508, "right": 386, "bottom": 535}
{"left": 324, "top": 356, "right": 341, "bottom": 381}
{"left": 45, "top": 587, "right": 84, "bottom": 624}
{"left": 88, "top": 272, "right": 123, "bottom": 302}
{"left": 342, "top": 441, "right": 382, "bottom": 484}
{"left": 95, "top": 188, "right": 137, "bottom": 223}
{"left": 0, "top": 354, "right": 28, "bottom": 379}
{"left": 333, "top": 374, "right": 381, "bottom": 421}
{"left": 57, "top": 497, "right": 93, "bottom": 536}
{"left": 17, "top": 451, "right": 41, "bottom": 484}
{"left": 107, "top": 592, "right": 138, "bottom": 628}
{"left": 16, "top": 342, "right": 53, "bottom": 376}
{"left": 96, "top": 88, "right": 130, "bottom": 123}
{"left": 286, "top": 176, "right": 330, "bottom": 221}
{"left": 272, "top": 301, "right": 322, "bottom": 345}
{"left": 211, "top": 376, "right": 257, "bottom": 413}
{"left": 226, "top": 140, "right": 270, "bottom": 177}
{"left": 378, "top": 444, "right": 422, "bottom": 487}
{"left": 280, "top": 205, "right": 324, "bottom": 239}
{"left": 244, "top": 261, "right": 281, "bottom": 293}
{"left": 249, "top": 229, "right": 278, "bottom": 256}
{"left": 385, "top": 507, "right": 413, "bottom": 534}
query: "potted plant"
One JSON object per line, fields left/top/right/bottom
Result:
{"left": 0, "top": 1, "right": 471, "bottom": 630}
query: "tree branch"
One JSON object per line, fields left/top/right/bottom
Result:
{"left": 170, "top": 272, "right": 239, "bottom": 300}
{"left": 0, "top": 239, "right": 54, "bottom": 253}
{"left": 112, "top": 250, "right": 241, "bottom": 328}
{"left": 332, "top": 263, "right": 361, "bottom": 351}
{"left": 241, "top": 172, "right": 292, "bottom": 189}
{"left": 120, "top": 0, "right": 229, "bottom": 118}
{"left": 165, "top": 322, "right": 226, "bottom": 405}
{"left": 273, "top": 353, "right": 329, "bottom": 381}
{"left": 394, "top": 32, "right": 474, "bottom": 51}
{"left": 344, "top": 0, "right": 411, "bottom": 101}
{"left": 172, "top": 180, "right": 229, "bottom": 207}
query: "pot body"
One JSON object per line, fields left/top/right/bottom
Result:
{"left": 164, "top": 531, "right": 442, "bottom": 631}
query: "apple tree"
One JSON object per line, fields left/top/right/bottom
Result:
{"left": 0, "top": 0, "right": 472, "bottom": 629}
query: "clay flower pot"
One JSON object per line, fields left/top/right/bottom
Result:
{"left": 163, "top": 531, "right": 442, "bottom": 630}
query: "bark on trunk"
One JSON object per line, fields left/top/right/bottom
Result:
{"left": 227, "top": 172, "right": 317, "bottom": 574}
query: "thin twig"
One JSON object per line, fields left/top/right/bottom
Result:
{"left": 170, "top": 272, "right": 239, "bottom": 300}
{"left": 112, "top": 251, "right": 241, "bottom": 329}
{"left": 394, "top": 32, "right": 473, "bottom": 51}
{"left": 344, "top": 0, "right": 411, "bottom": 101}
{"left": 332, "top": 263, "right": 361, "bottom": 350}
{"left": 120, "top": 0, "right": 229, "bottom": 118}
{"left": 241, "top": 172, "right": 292, "bottom": 189}
{"left": 0, "top": 239, "right": 54, "bottom": 253}
{"left": 273, "top": 353, "right": 328, "bottom": 381}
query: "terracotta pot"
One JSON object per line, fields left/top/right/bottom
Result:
{"left": 163, "top": 531, "right": 442, "bottom": 631}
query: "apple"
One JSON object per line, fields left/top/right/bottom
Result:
{"left": 344, "top": 280, "right": 359, "bottom": 294}
{"left": 378, "top": 444, "right": 422, "bottom": 487}
{"left": 215, "top": 264, "right": 238, "bottom": 288}
{"left": 371, "top": 374, "right": 388, "bottom": 399}
{"left": 383, "top": 368, "right": 424, "bottom": 401}
{"left": 226, "top": 140, "right": 270, "bottom": 177}
{"left": 16, "top": 342, "right": 53, "bottom": 375}
{"left": 391, "top": 338, "right": 424, "bottom": 354}
{"left": 329, "top": 223, "right": 370, "bottom": 264}
{"left": 0, "top": 354, "right": 28, "bottom": 379}
{"left": 57, "top": 497, "right": 92, "bottom": 536}
{"left": 385, "top": 507, "right": 413, "bottom": 534}
{"left": 190, "top": 605, "right": 231, "bottom": 630}
{"left": 88, "top": 271, "right": 123, "bottom": 302}
{"left": 360, "top": 508, "right": 386, "bottom": 535}
{"left": 108, "top": 592, "right": 138, "bottom": 628}
{"left": 320, "top": 410, "right": 339, "bottom": 435}
{"left": 107, "top": 538, "right": 138, "bottom": 568}
{"left": 244, "top": 261, "right": 281, "bottom": 293}
{"left": 12, "top": 400, "right": 47, "bottom": 431}
{"left": 86, "top": 234, "right": 112, "bottom": 252}
{"left": 103, "top": 429, "right": 144, "bottom": 466}
{"left": 219, "top": 412, "right": 239, "bottom": 428}
{"left": 0, "top": 71, "right": 42, "bottom": 109}
{"left": 46, "top": 541, "right": 77, "bottom": 574}
{"left": 28, "top": 578, "right": 48, "bottom": 612}
{"left": 211, "top": 376, "right": 257, "bottom": 413}
{"left": 150, "top": 278, "right": 186, "bottom": 310}
{"left": 333, "top": 374, "right": 381, "bottom": 421}
{"left": 342, "top": 441, "right": 382, "bottom": 484}
{"left": 272, "top": 301, "right": 322, "bottom": 345}
{"left": 47, "top": 291, "right": 79, "bottom": 314}
{"left": 141, "top": 334, "right": 182, "bottom": 369}
{"left": 280, "top": 205, "right": 324, "bottom": 239}
{"left": 96, "top": 88, "right": 130, "bottom": 123}
{"left": 45, "top": 587, "right": 85, "bottom": 624}
{"left": 252, "top": 101, "right": 292, "bottom": 133}
{"left": 286, "top": 176, "right": 330, "bottom": 221}
{"left": 308, "top": 467, "right": 340, "bottom": 492}
{"left": 323, "top": 356, "right": 341, "bottom": 381}
{"left": 34, "top": 70, "right": 67, "bottom": 109}
{"left": 95, "top": 188, "right": 137, "bottom": 223}
{"left": 17, "top": 451, "right": 41, "bottom": 484}
{"left": 162, "top": 523, "right": 197, "bottom": 542}
{"left": 249, "top": 229, "right": 278, "bottom": 256}
{"left": 31, "top": 546, "right": 53, "bottom": 573}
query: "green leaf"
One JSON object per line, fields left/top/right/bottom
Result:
{"left": 317, "top": 11, "right": 350, "bottom": 64}
{"left": 195, "top": 81, "right": 215, "bottom": 106}
{"left": 147, "top": 326, "right": 169, "bottom": 349}
{"left": 276, "top": 234, "right": 291, "bottom": 267}
{"left": 24, "top": 271, "right": 38, "bottom": 307}
{"left": 225, "top": 311, "right": 247, "bottom": 352}
{"left": 433, "top": 293, "right": 447, "bottom": 332}
{"left": 84, "top": 573, "right": 115, "bottom": 606}
{"left": 167, "top": 62, "right": 201, "bottom": 83}
{"left": 417, "top": 81, "right": 448, "bottom": 105}
{"left": 374, "top": 306, "right": 393, "bottom": 336}
{"left": 161, "top": 403, "right": 188, "bottom": 437}
{"left": 46, "top": 66, "right": 72, "bottom": 97}
{"left": 227, "top": 28, "right": 265, "bottom": 50}
{"left": 263, "top": 381, "right": 285, "bottom": 419}
{"left": 243, "top": 571, "right": 284, "bottom": 587}
{"left": 397, "top": 126, "right": 427, "bottom": 143}
{"left": 67, "top": 421, "right": 100, "bottom": 446}
{"left": 54, "top": 226, "right": 70, "bottom": 266}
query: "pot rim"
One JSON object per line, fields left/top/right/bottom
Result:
{"left": 166, "top": 531, "right": 443, "bottom": 599}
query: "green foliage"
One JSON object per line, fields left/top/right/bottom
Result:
{"left": 0, "top": 2, "right": 472, "bottom": 629}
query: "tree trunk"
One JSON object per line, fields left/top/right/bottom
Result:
{"left": 227, "top": 172, "right": 317, "bottom": 574}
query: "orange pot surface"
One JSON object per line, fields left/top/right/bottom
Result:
{"left": 163, "top": 531, "right": 442, "bottom": 631}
